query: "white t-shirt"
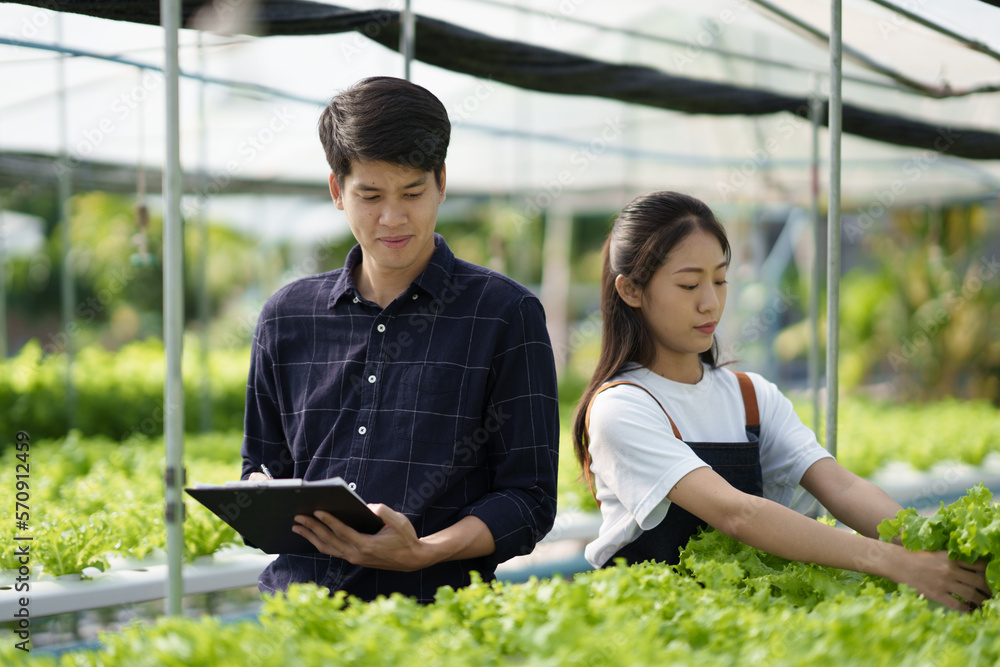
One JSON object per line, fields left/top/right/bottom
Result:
{"left": 584, "top": 363, "right": 833, "bottom": 567}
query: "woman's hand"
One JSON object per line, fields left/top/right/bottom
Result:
{"left": 669, "top": 467, "right": 992, "bottom": 613}
{"left": 893, "top": 549, "right": 991, "bottom": 612}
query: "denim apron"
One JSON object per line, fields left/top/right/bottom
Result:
{"left": 584, "top": 371, "right": 763, "bottom": 567}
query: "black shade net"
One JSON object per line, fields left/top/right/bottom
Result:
{"left": 5, "top": 0, "right": 1000, "bottom": 160}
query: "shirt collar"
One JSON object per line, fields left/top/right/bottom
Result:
{"left": 327, "top": 244, "right": 364, "bottom": 309}
{"left": 412, "top": 233, "right": 456, "bottom": 299}
{"left": 327, "top": 233, "right": 455, "bottom": 309}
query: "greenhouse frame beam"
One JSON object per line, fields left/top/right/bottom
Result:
{"left": 747, "top": 0, "right": 1000, "bottom": 97}
{"left": 0, "top": 36, "right": 322, "bottom": 107}
{"left": 866, "top": 0, "right": 1000, "bottom": 65}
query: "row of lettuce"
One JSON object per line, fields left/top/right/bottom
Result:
{"left": 3, "top": 486, "right": 998, "bottom": 665}
{"left": 1, "top": 392, "right": 1000, "bottom": 575}
{"left": 1, "top": 432, "right": 243, "bottom": 575}
{"left": 0, "top": 339, "right": 250, "bottom": 443}
{"left": 4, "top": 339, "right": 1000, "bottom": 478}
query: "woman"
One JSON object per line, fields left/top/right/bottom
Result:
{"left": 573, "top": 191, "right": 990, "bottom": 612}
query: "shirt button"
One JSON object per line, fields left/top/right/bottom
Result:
{"left": 368, "top": 375, "right": 376, "bottom": 383}
{"left": 358, "top": 426, "right": 367, "bottom": 435}
{"left": 411, "top": 293, "right": 418, "bottom": 300}
{"left": 377, "top": 324, "right": 386, "bottom": 333}
{"left": 348, "top": 482, "right": 357, "bottom": 491}
{"left": 352, "top": 296, "right": 360, "bottom": 304}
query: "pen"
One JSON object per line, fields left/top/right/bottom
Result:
{"left": 260, "top": 464, "right": 274, "bottom": 479}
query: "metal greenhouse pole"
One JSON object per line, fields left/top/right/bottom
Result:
{"left": 808, "top": 76, "right": 822, "bottom": 438}
{"left": 56, "top": 14, "right": 76, "bottom": 429}
{"left": 197, "top": 33, "right": 212, "bottom": 432}
{"left": 160, "top": 0, "right": 186, "bottom": 616}
{"left": 826, "top": 0, "right": 843, "bottom": 459}
{"left": 401, "top": 0, "right": 415, "bottom": 80}
{"left": 0, "top": 202, "right": 6, "bottom": 359}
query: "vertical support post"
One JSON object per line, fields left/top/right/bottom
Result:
{"left": 0, "top": 202, "right": 6, "bottom": 359}
{"left": 826, "top": 0, "right": 843, "bottom": 458}
{"left": 56, "top": 14, "right": 75, "bottom": 428}
{"left": 401, "top": 0, "right": 415, "bottom": 81}
{"left": 539, "top": 204, "right": 572, "bottom": 375}
{"left": 197, "top": 32, "right": 212, "bottom": 432}
{"left": 161, "top": 0, "right": 186, "bottom": 616}
{"left": 808, "top": 77, "right": 822, "bottom": 438}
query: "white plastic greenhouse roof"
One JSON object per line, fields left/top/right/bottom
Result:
{"left": 1, "top": 0, "right": 999, "bottom": 214}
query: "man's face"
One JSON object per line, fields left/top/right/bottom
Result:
{"left": 330, "top": 160, "right": 446, "bottom": 284}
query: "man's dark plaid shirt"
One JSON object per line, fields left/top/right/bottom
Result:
{"left": 241, "top": 234, "right": 559, "bottom": 602}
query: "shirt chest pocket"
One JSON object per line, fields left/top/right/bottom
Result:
{"left": 393, "top": 365, "right": 472, "bottom": 449}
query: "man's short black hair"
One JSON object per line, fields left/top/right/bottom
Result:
{"left": 318, "top": 76, "right": 450, "bottom": 187}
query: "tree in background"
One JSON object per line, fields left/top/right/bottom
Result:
{"left": 776, "top": 201, "right": 1000, "bottom": 404}
{"left": 2, "top": 188, "right": 284, "bottom": 353}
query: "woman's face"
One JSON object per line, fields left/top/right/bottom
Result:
{"left": 617, "top": 229, "right": 728, "bottom": 380}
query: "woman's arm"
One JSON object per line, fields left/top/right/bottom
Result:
{"left": 798, "top": 458, "right": 902, "bottom": 539}
{"left": 667, "top": 467, "right": 991, "bottom": 611}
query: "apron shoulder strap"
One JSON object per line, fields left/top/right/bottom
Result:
{"left": 584, "top": 380, "right": 682, "bottom": 439}
{"left": 582, "top": 380, "right": 682, "bottom": 504}
{"left": 733, "top": 371, "right": 760, "bottom": 434}
{"left": 582, "top": 371, "right": 762, "bottom": 508}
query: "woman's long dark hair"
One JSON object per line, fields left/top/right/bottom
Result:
{"left": 571, "top": 191, "right": 732, "bottom": 475}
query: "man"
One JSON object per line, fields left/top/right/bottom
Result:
{"left": 241, "top": 76, "right": 560, "bottom": 603}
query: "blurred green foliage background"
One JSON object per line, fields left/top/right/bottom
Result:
{"left": 1, "top": 188, "right": 998, "bottom": 451}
